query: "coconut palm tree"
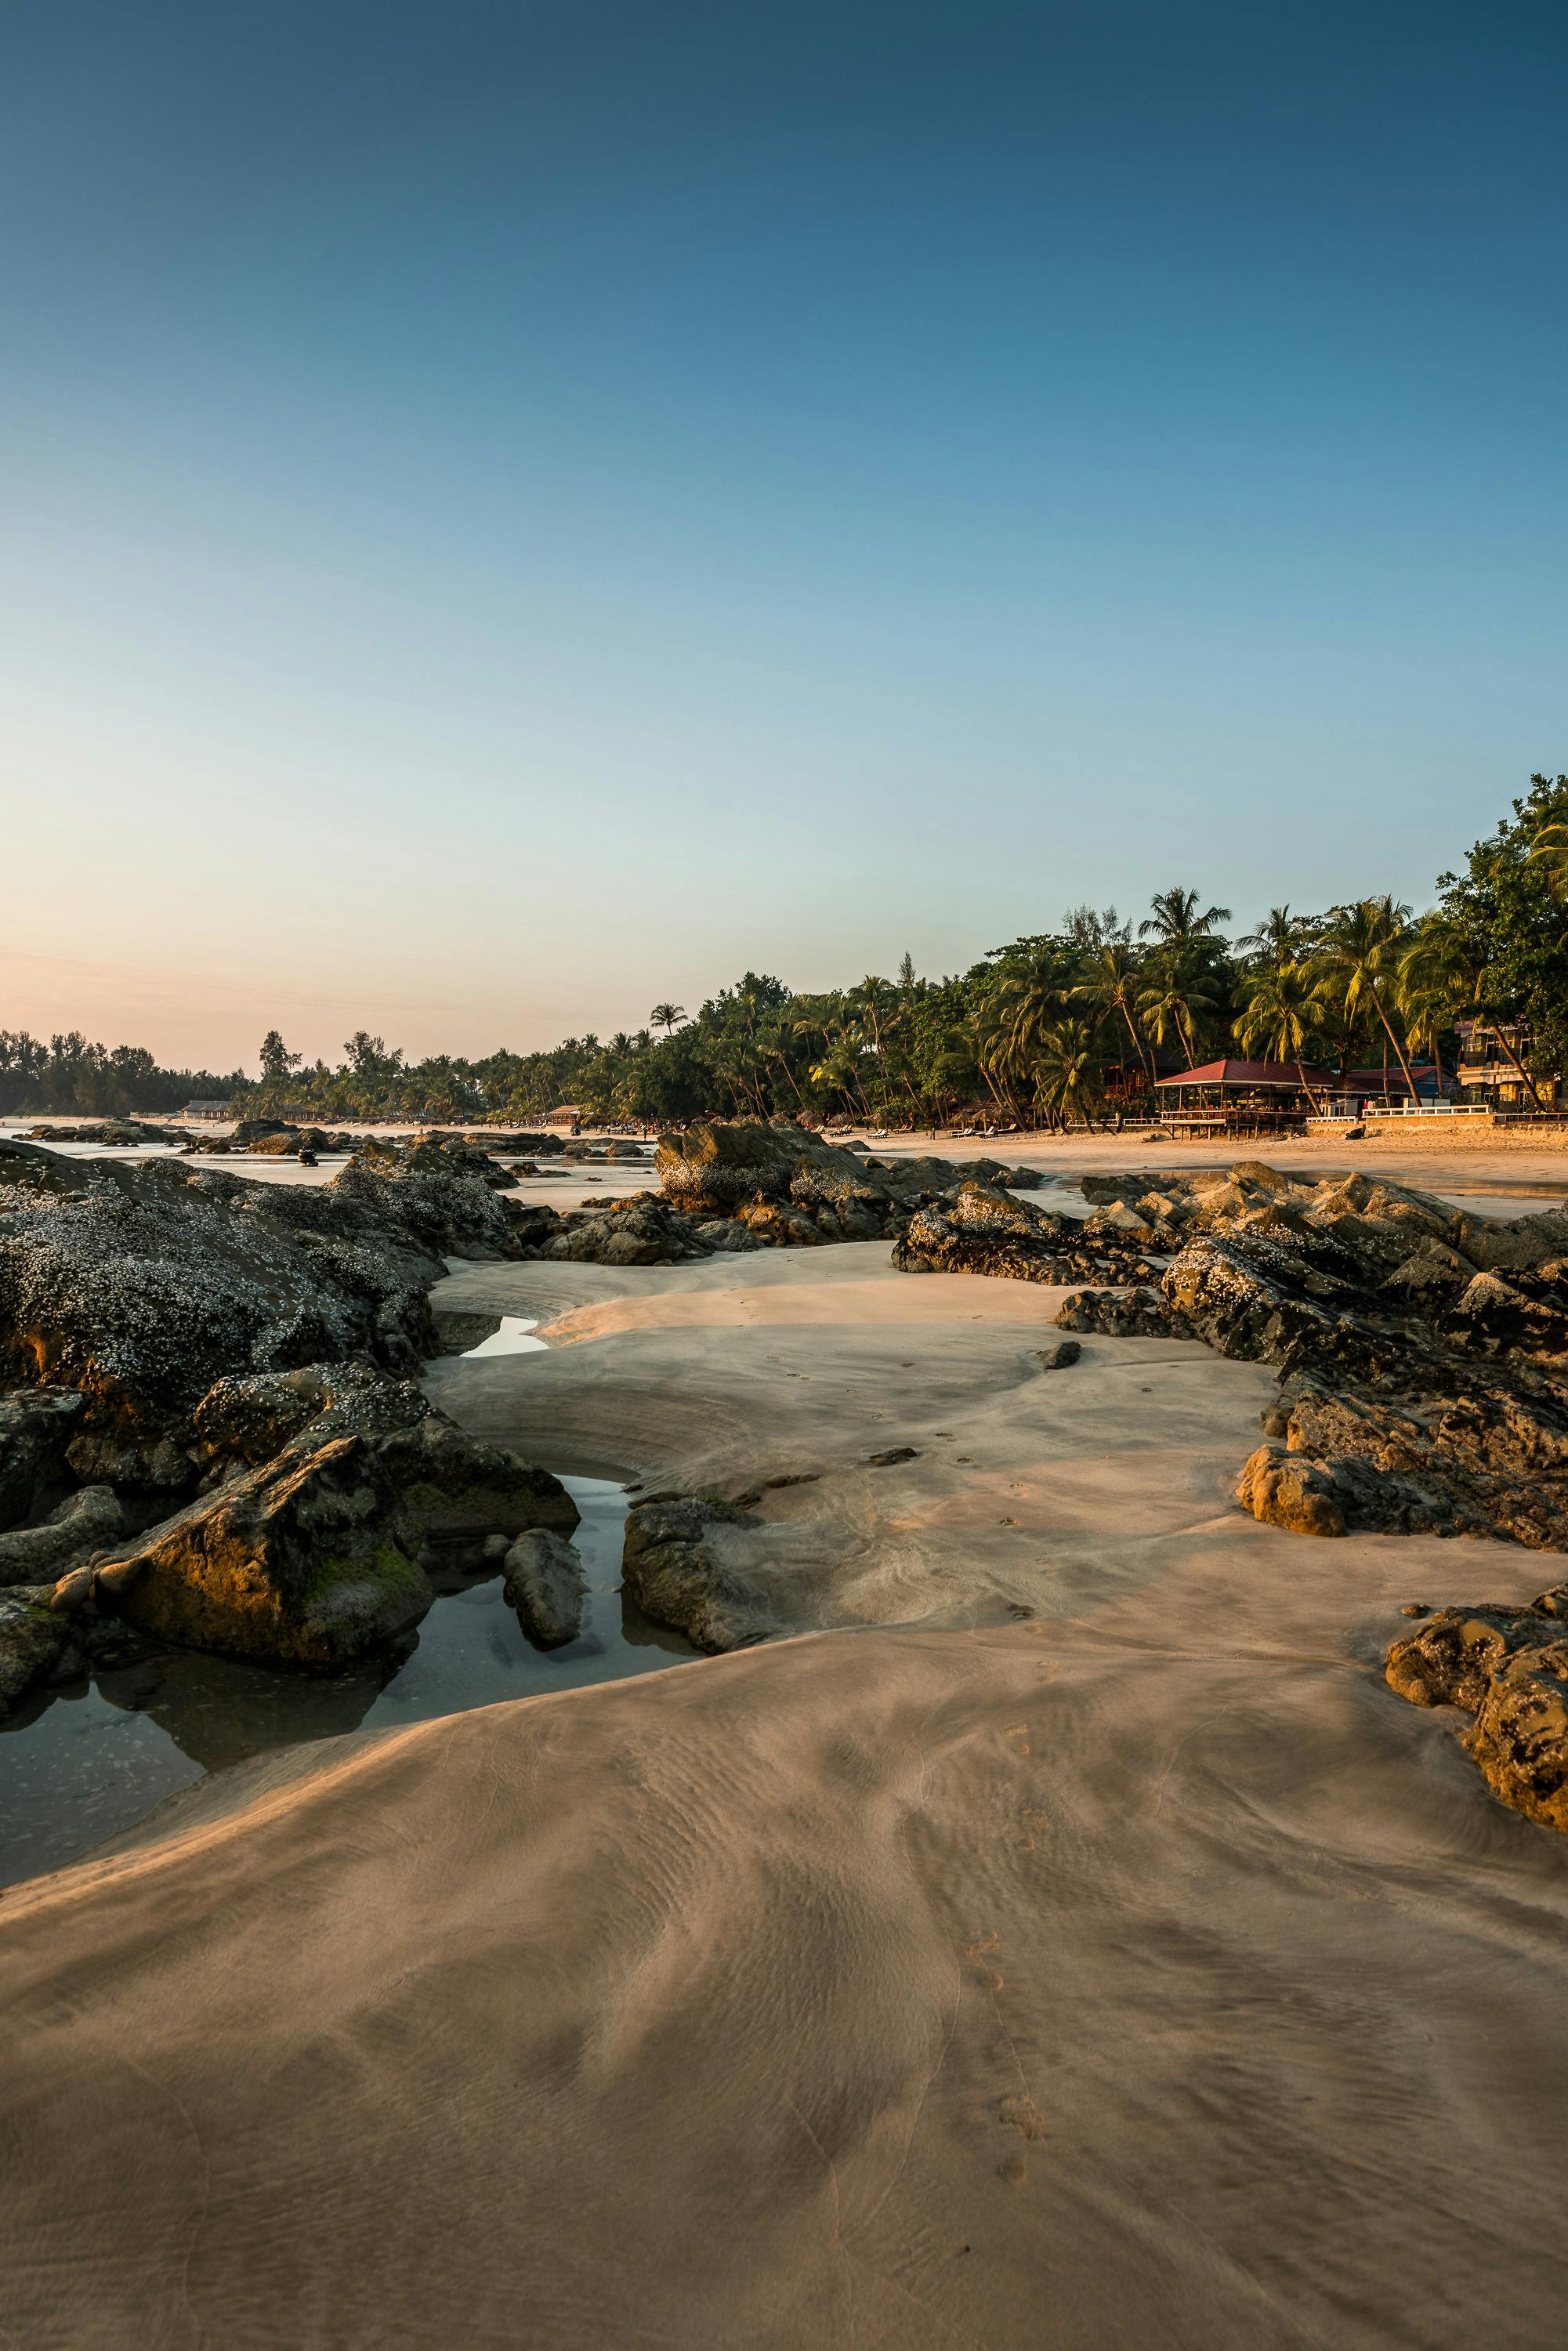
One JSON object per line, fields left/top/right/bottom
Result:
{"left": 1237, "top": 904, "right": 1311, "bottom": 970}
{"left": 988, "top": 951, "right": 1073, "bottom": 1093}
{"left": 807, "top": 1025, "right": 874, "bottom": 1119}
{"left": 1032, "top": 1018, "right": 1102, "bottom": 1129}
{"left": 1529, "top": 823, "right": 1568, "bottom": 904}
{"left": 1309, "top": 897, "right": 1421, "bottom": 1099}
{"left": 649, "top": 1004, "right": 686, "bottom": 1034}
{"left": 1136, "top": 954, "right": 1219, "bottom": 1070}
{"left": 1072, "top": 940, "right": 1153, "bottom": 1085}
{"left": 1234, "top": 963, "right": 1327, "bottom": 1114}
{"left": 1139, "top": 887, "right": 1233, "bottom": 946}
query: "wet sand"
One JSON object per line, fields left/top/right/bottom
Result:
{"left": 2, "top": 1225, "right": 1566, "bottom": 2346}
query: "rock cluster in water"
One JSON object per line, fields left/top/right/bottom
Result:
{"left": 0, "top": 1138, "right": 577, "bottom": 1707}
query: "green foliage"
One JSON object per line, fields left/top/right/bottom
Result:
{"left": 0, "top": 1031, "right": 241, "bottom": 1116}
{"left": 1434, "top": 774, "right": 1568, "bottom": 1086}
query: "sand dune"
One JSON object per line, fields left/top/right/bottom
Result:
{"left": 2, "top": 1239, "right": 1566, "bottom": 2346}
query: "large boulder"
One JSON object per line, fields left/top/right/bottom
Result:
{"left": 190, "top": 1363, "right": 580, "bottom": 1559}
{"left": 503, "top": 1528, "right": 587, "bottom": 1646}
{"left": 0, "top": 1141, "right": 439, "bottom": 1440}
{"left": 83, "top": 1435, "right": 433, "bottom": 1669}
{"left": 374, "top": 1416, "right": 580, "bottom": 1555}
{"left": 656, "top": 1125, "right": 795, "bottom": 1212}
{"left": 621, "top": 1496, "right": 778, "bottom": 1651}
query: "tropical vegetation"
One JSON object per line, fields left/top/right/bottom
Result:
{"left": 4, "top": 775, "right": 1565, "bottom": 1128}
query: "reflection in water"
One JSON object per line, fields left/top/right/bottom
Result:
{"left": 462, "top": 1315, "right": 548, "bottom": 1357}
{"left": 0, "top": 1478, "right": 692, "bottom": 1889}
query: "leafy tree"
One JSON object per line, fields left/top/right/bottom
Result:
{"left": 258, "top": 1030, "right": 302, "bottom": 1083}
{"left": 1435, "top": 773, "right": 1568, "bottom": 1098}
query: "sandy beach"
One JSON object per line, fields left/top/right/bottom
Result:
{"left": 3, "top": 1167, "right": 1566, "bottom": 2347}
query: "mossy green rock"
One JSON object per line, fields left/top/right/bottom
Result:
{"left": 103, "top": 1433, "right": 433, "bottom": 1668}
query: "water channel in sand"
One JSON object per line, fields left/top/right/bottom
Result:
{"left": 2, "top": 1418, "right": 696, "bottom": 1884}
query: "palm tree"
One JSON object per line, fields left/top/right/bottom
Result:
{"left": 1237, "top": 904, "right": 1310, "bottom": 970}
{"left": 807, "top": 1024, "right": 873, "bottom": 1119}
{"left": 1139, "top": 887, "right": 1233, "bottom": 946}
{"left": 1032, "top": 1018, "right": 1102, "bottom": 1129}
{"left": 1234, "top": 963, "right": 1327, "bottom": 1114}
{"left": 988, "top": 951, "right": 1072, "bottom": 1097}
{"left": 650, "top": 1004, "right": 686, "bottom": 1034}
{"left": 1136, "top": 954, "right": 1219, "bottom": 1070}
{"left": 1072, "top": 940, "right": 1153, "bottom": 1086}
{"left": 1309, "top": 897, "right": 1420, "bottom": 1099}
{"left": 1529, "top": 823, "right": 1568, "bottom": 904}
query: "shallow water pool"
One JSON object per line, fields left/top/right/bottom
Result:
{"left": 0, "top": 1477, "right": 693, "bottom": 1889}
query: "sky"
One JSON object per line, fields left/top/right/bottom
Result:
{"left": 2, "top": 0, "right": 1565, "bottom": 1072}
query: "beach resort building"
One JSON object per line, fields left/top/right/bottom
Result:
{"left": 1453, "top": 1019, "right": 1560, "bottom": 1108}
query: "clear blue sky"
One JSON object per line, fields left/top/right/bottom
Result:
{"left": 3, "top": 0, "right": 1564, "bottom": 1067}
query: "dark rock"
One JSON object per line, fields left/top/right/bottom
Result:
{"left": 0, "top": 1585, "right": 85, "bottom": 1715}
{"left": 693, "top": 1219, "right": 764, "bottom": 1254}
{"left": 503, "top": 1528, "right": 586, "bottom": 1646}
{"left": 0, "top": 1388, "right": 83, "bottom": 1530}
{"left": 866, "top": 1447, "right": 920, "bottom": 1466}
{"left": 192, "top": 1363, "right": 578, "bottom": 1559}
{"left": 621, "top": 1495, "right": 778, "bottom": 1651}
{"left": 64, "top": 1433, "right": 198, "bottom": 1500}
{"left": 84, "top": 1434, "right": 433, "bottom": 1669}
{"left": 375, "top": 1415, "right": 579, "bottom": 1556}
{"left": 1386, "top": 1583, "right": 1568, "bottom": 1832}
{"left": 0, "top": 1484, "right": 125, "bottom": 1586}
{"left": 0, "top": 1139, "right": 534, "bottom": 1444}
{"left": 895, "top": 1183, "right": 1161, "bottom": 1285}
{"left": 1054, "top": 1288, "right": 1181, "bottom": 1339}
{"left": 1035, "top": 1339, "right": 1081, "bottom": 1370}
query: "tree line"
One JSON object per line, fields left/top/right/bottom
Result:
{"left": 0, "top": 1031, "right": 241, "bottom": 1119}
{"left": 5, "top": 775, "right": 1565, "bottom": 1128}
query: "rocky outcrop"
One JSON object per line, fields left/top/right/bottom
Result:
{"left": 73, "top": 1435, "right": 433, "bottom": 1670}
{"left": 0, "top": 1136, "right": 581, "bottom": 1673}
{"left": 0, "top": 1136, "right": 550, "bottom": 1445}
{"left": 1040, "top": 1165, "right": 1568, "bottom": 1556}
{"left": 503, "top": 1528, "right": 586, "bottom": 1646}
{"left": 190, "top": 1362, "right": 579, "bottom": 1560}
{"left": 621, "top": 1495, "right": 778, "bottom": 1652}
{"left": 1055, "top": 1288, "right": 1182, "bottom": 1339}
{"left": 534, "top": 1197, "right": 706, "bottom": 1266}
{"left": 1386, "top": 1584, "right": 1568, "bottom": 1833}
{"left": 654, "top": 1121, "right": 1042, "bottom": 1246}
{"left": 894, "top": 1183, "right": 1161, "bottom": 1284}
